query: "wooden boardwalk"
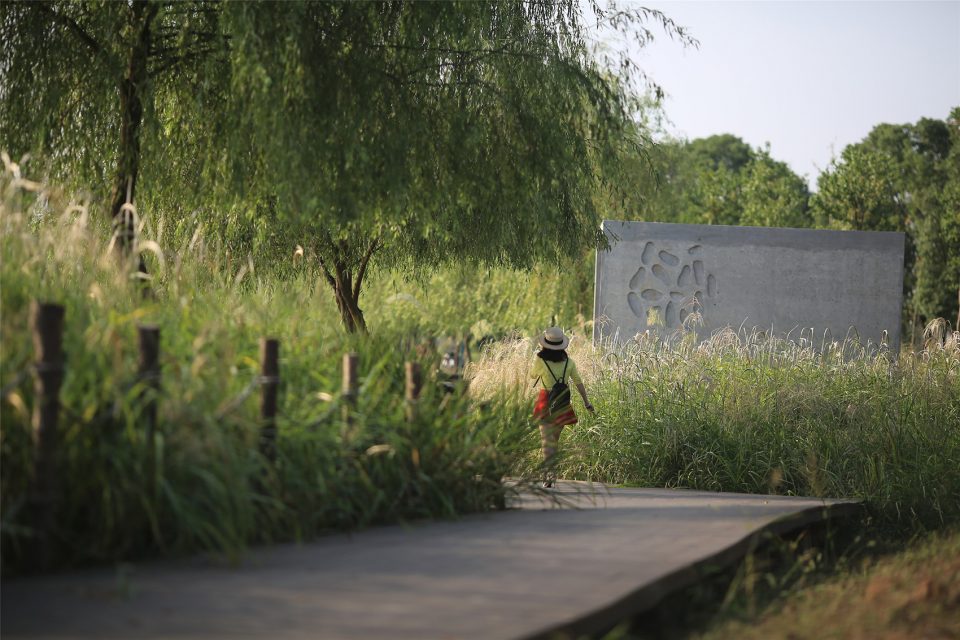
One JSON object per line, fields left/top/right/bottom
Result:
{"left": 2, "top": 483, "right": 859, "bottom": 639}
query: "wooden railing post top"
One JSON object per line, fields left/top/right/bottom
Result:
{"left": 31, "top": 301, "right": 66, "bottom": 313}
{"left": 30, "top": 301, "right": 65, "bottom": 361}
{"left": 260, "top": 338, "right": 280, "bottom": 378}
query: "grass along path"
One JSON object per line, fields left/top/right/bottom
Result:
{"left": 468, "top": 327, "right": 960, "bottom": 534}
{"left": 696, "top": 529, "right": 960, "bottom": 640}
{"left": 596, "top": 528, "right": 960, "bottom": 640}
{"left": 589, "top": 524, "right": 960, "bottom": 640}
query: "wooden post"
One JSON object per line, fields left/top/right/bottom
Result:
{"left": 405, "top": 361, "right": 422, "bottom": 422}
{"left": 30, "top": 301, "right": 65, "bottom": 568}
{"left": 259, "top": 338, "right": 279, "bottom": 462}
{"left": 341, "top": 352, "right": 358, "bottom": 430}
{"left": 137, "top": 325, "right": 160, "bottom": 465}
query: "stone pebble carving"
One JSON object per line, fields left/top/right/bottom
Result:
{"left": 629, "top": 267, "right": 645, "bottom": 290}
{"left": 627, "top": 241, "right": 719, "bottom": 329}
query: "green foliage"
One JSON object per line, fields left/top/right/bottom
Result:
{"left": 216, "top": 2, "right": 608, "bottom": 257}
{"left": 0, "top": 1, "right": 126, "bottom": 197}
{"left": 811, "top": 110, "right": 960, "bottom": 328}
{"left": 206, "top": 1, "right": 693, "bottom": 329}
{"left": 913, "top": 209, "right": 950, "bottom": 322}
{"left": 1, "top": 0, "right": 694, "bottom": 331}
{"left": 370, "top": 259, "right": 592, "bottom": 339}
{"left": 811, "top": 146, "right": 905, "bottom": 231}
{"left": 739, "top": 149, "right": 812, "bottom": 228}
{"left": 0, "top": 172, "right": 540, "bottom": 573}
{"left": 616, "top": 133, "right": 812, "bottom": 229}
{"left": 0, "top": 1, "right": 226, "bottom": 208}
{"left": 686, "top": 133, "right": 755, "bottom": 173}
{"left": 913, "top": 109, "right": 960, "bottom": 326}
{"left": 687, "top": 162, "right": 744, "bottom": 226}
{"left": 4, "top": 163, "right": 960, "bottom": 576}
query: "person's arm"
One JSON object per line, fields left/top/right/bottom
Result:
{"left": 575, "top": 382, "right": 594, "bottom": 412}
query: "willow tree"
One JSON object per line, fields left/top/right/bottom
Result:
{"left": 0, "top": 0, "right": 225, "bottom": 251}
{"left": 2, "top": 1, "right": 691, "bottom": 332}
{"left": 207, "top": 2, "right": 692, "bottom": 331}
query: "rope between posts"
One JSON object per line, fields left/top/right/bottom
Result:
{"left": 33, "top": 362, "right": 64, "bottom": 374}
{"left": 138, "top": 371, "right": 161, "bottom": 384}
{"left": 216, "top": 374, "right": 277, "bottom": 420}
{"left": 1, "top": 362, "right": 64, "bottom": 399}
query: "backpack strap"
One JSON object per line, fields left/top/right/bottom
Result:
{"left": 544, "top": 358, "right": 568, "bottom": 386}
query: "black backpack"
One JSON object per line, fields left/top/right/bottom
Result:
{"left": 544, "top": 359, "right": 571, "bottom": 414}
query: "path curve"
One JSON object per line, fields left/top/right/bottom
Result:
{"left": 2, "top": 483, "right": 860, "bottom": 639}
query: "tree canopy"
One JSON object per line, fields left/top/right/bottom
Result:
{"left": 0, "top": 1, "right": 225, "bottom": 243}
{"left": 614, "top": 132, "right": 812, "bottom": 229}
{"left": 1, "top": 0, "right": 693, "bottom": 331}
{"left": 811, "top": 109, "right": 960, "bottom": 327}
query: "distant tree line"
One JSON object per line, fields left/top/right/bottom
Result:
{"left": 617, "top": 109, "right": 960, "bottom": 333}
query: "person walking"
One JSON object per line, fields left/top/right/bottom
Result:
{"left": 530, "top": 326, "right": 594, "bottom": 486}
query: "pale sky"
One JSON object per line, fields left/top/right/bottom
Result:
{"left": 597, "top": 1, "right": 960, "bottom": 188}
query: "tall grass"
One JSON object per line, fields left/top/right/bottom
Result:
{"left": 468, "top": 322, "right": 960, "bottom": 532}
{"left": 4, "top": 157, "right": 958, "bottom": 577}
{"left": 0, "top": 161, "right": 540, "bottom": 573}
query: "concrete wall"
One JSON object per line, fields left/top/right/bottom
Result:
{"left": 594, "top": 221, "right": 905, "bottom": 351}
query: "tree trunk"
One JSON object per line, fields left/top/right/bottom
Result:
{"left": 110, "top": 1, "right": 156, "bottom": 262}
{"left": 332, "top": 273, "right": 368, "bottom": 334}
{"left": 319, "top": 238, "right": 379, "bottom": 334}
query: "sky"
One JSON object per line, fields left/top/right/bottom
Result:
{"left": 596, "top": 1, "right": 960, "bottom": 188}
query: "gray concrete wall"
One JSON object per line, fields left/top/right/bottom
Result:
{"left": 594, "top": 221, "right": 905, "bottom": 351}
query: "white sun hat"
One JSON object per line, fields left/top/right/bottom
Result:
{"left": 538, "top": 326, "right": 570, "bottom": 350}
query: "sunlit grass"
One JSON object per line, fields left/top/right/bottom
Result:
{"left": 688, "top": 528, "right": 960, "bottom": 640}
{"left": 0, "top": 162, "right": 539, "bottom": 572}
{"left": 467, "top": 321, "right": 960, "bottom": 532}
{"left": 3, "top": 158, "right": 959, "bottom": 578}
